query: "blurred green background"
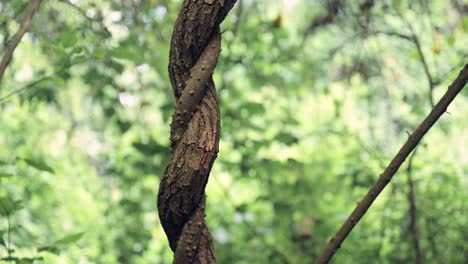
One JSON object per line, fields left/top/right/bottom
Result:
{"left": 0, "top": 0, "right": 467, "bottom": 263}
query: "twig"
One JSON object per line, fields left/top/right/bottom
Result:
{"left": 407, "top": 25, "right": 435, "bottom": 107}
{"left": 302, "top": 0, "right": 344, "bottom": 40}
{"left": 372, "top": 30, "right": 412, "bottom": 41}
{"left": 7, "top": 215, "right": 11, "bottom": 263}
{"left": 0, "top": 61, "right": 82, "bottom": 103}
{"left": 405, "top": 149, "right": 424, "bottom": 264}
{"left": 372, "top": 27, "right": 435, "bottom": 107}
{"left": 0, "top": 0, "right": 42, "bottom": 87}
{"left": 58, "top": 0, "right": 111, "bottom": 38}
{"left": 425, "top": 217, "right": 443, "bottom": 263}
{"left": 316, "top": 63, "right": 468, "bottom": 264}
{"left": 58, "top": 0, "right": 101, "bottom": 22}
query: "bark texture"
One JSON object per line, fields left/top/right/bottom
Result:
{"left": 157, "top": 1, "right": 236, "bottom": 263}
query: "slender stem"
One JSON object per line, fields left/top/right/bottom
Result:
{"left": 399, "top": 11, "right": 436, "bottom": 107}
{"left": 7, "top": 215, "right": 11, "bottom": 263}
{"left": 58, "top": 0, "right": 101, "bottom": 22}
{"left": 0, "top": 0, "right": 42, "bottom": 88}
{"left": 409, "top": 30, "right": 435, "bottom": 107}
{"left": 373, "top": 19, "right": 436, "bottom": 107}
{"left": 406, "top": 150, "right": 423, "bottom": 264}
{"left": 0, "top": 61, "right": 82, "bottom": 104}
{"left": 316, "top": 64, "right": 468, "bottom": 263}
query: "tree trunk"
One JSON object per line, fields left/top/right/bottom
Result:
{"left": 157, "top": 1, "right": 237, "bottom": 263}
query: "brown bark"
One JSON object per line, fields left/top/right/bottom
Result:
{"left": 157, "top": 1, "right": 236, "bottom": 263}
{"left": 316, "top": 63, "right": 468, "bottom": 264}
{"left": 0, "top": 0, "right": 42, "bottom": 87}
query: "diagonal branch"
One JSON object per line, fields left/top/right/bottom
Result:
{"left": 0, "top": 60, "right": 84, "bottom": 104}
{"left": 303, "top": 0, "right": 344, "bottom": 39}
{"left": 0, "top": 0, "right": 42, "bottom": 87}
{"left": 316, "top": 63, "right": 468, "bottom": 264}
{"left": 58, "top": 0, "right": 101, "bottom": 22}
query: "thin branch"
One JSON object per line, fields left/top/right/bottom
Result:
{"left": 7, "top": 215, "right": 11, "bottom": 263}
{"left": 0, "top": 61, "right": 82, "bottom": 104}
{"left": 372, "top": 28, "right": 435, "bottom": 99}
{"left": 316, "top": 63, "right": 468, "bottom": 264}
{"left": 405, "top": 149, "right": 424, "bottom": 264}
{"left": 372, "top": 30, "right": 412, "bottom": 41}
{"left": 58, "top": 0, "right": 111, "bottom": 37}
{"left": 406, "top": 24, "right": 436, "bottom": 107}
{"left": 425, "top": 217, "right": 442, "bottom": 263}
{"left": 58, "top": 0, "right": 101, "bottom": 22}
{"left": 303, "top": 0, "right": 344, "bottom": 40}
{"left": 372, "top": 10, "right": 436, "bottom": 107}
{"left": 0, "top": 0, "right": 42, "bottom": 87}
{"left": 374, "top": 30, "right": 467, "bottom": 88}
{"left": 130, "top": 0, "right": 141, "bottom": 26}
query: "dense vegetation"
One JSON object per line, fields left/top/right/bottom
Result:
{"left": 0, "top": 0, "right": 467, "bottom": 263}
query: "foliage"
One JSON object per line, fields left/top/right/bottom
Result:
{"left": 0, "top": 0, "right": 467, "bottom": 263}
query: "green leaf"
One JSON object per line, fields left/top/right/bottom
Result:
{"left": 461, "top": 17, "right": 468, "bottom": 32}
{"left": 446, "top": 34, "right": 456, "bottom": 46}
{"left": 17, "top": 257, "right": 44, "bottom": 263}
{"left": 107, "top": 59, "right": 124, "bottom": 73}
{"left": 1, "top": 257, "right": 19, "bottom": 262}
{"left": 54, "top": 232, "right": 85, "bottom": 245}
{"left": 60, "top": 31, "right": 78, "bottom": 48}
{"left": 70, "top": 54, "right": 87, "bottom": 64}
{"left": 132, "top": 141, "right": 167, "bottom": 155}
{"left": 37, "top": 245, "right": 61, "bottom": 254}
{"left": 21, "top": 158, "right": 54, "bottom": 173}
{"left": 110, "top": 47, "right": 138, "bottom": 61}
{"left": 0, "top": 229, "right": 6, "bottom": 248}
{"left": 69, "top": 45, "right": 86, "bottom": 55}
{"left": 0, "top": 173, "right": 15, "bottom": 178}
{"left": 244, "top": 102, "right": 265, "bottom": 115}
{"left": 275, "top": 131, "right": 298, "bottom": 145}
{"left": 0, "top": 197, "right": 23, "bottom": 216}
{"left": 93, "top": 47, "right": 106, "bottom": 60}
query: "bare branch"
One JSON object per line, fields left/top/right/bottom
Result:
{"left": 58, "top": 0, "right": 101, "bottom": 22}
{"left": 303, "top": 0, "right": 344, "bottom": 39}
{"left": 0, "top": 0, "right": 42, "bottom": 87}
{"left": 0, "top": 60, "right": 84, "bottom": 104}
{"left": 405, "top": 21, "right": 436, "bottom": 107}
{"left": 406, "top": 149, "right": 424, "bottom": 264}
{"left": 58, "top": 0, "right": 111, "bottom": 37}
{"left": 316, "top": 64, "right": 468, "bottom": 264}
{"left": 371, "top": 27, "right": 436, "bottom": 107}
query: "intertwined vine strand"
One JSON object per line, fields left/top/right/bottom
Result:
{"left": 157, "top": 1, "right": 237, "bottom": 263}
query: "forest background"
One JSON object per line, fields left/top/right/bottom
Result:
{"left": 0, "top": 0, "right": 467, "bottom": 263}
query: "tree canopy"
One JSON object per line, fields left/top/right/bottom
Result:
{"left": 0, "top": 0, "right": 467, "bottom": 263}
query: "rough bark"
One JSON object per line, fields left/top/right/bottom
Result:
{"left": 316, "top": 63, "right": 468, "bottom": 264}
{"left": 0, "top": 0, "right": 42, "bottom": 87}
{"left": 157, "top": 1, "right": 236, "bottom": 263}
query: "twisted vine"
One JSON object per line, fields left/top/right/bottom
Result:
{"left": 157, "top": 1, "right": 237, "bottom": 263}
